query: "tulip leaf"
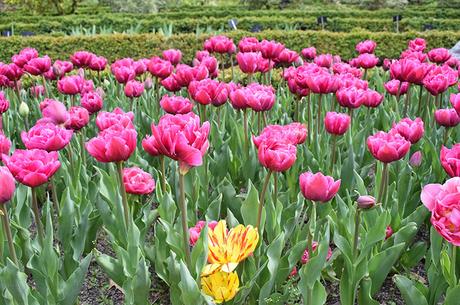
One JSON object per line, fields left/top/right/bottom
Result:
{"left": 369, "top": 243, "right": 405, "bottom": 295}
{"left": 444, "top": 286, "right": 460, "bottom": 305}
{"left": 394, "top": 275, "right": 428, "bottom": 305}
{"left": 241, "top": 180, "right": 260, "bottom": 227}
{"left": 178, "top": 261, "right": 203, "bottom": 305}
{"left": 258, "top": 233, "right": 285, "bottom": 305}
{"left": 60, "top": 254, "right": 92, "bottom": 305}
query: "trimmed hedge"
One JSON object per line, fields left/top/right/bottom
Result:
{"left": 3, "top": 15, "right": 460, "bottom": 35}
{"left": 0, "top": 30, "right": 459, "bottom": 63}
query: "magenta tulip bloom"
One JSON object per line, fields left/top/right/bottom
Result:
{"left": 148, "top": 57, "right": 174, "bottom": 79}
{"left": 391, "top": 117, "right": 424, "bottom": 144}
{"left": 408, "top": 38, "right": 426, "bottom": 52}
{"left": 238, "top": 37, "right": 260, "bottom": 53}
{"left": 161, "top": 75, "right": 181, "bottom": 92}
{"left": 40, "top": 98, "right": 69, "bottom": 125}
{"left": 259, "top": 39, "right": 285, "bottom": 60}
{"left": 324, "top": 112, "right": 351, "bottom": 135}
{"left": 188, "top": 79, "right": 229, "bottom": 107}
{"left": 384, "top": 80, "right": 409, "bottom": 96}
{"left": 421, "top": 177, "right": 460, "bottom": 246}
{"left": 367, "top": 131, "right": 411, "bottom": 163}
{"left": 391, "top": 59, "right": 428, "bottom": 85}
{"left": 450, "top": 93, "right": 460, "bottom": 114}
{"left": 124, "top": 80, "right": 145, "bottom": 98}
{"left": 58, "top": 75, "right": 84, "bottom": 95}
{"left": 305, "top": 71, "right": 338, "bottom": 94}
{"left": 21, "top": 123, "right": 73, "bottom": 152}
{"left": 30, "top": 85, "right": 45, "bottom": 97}
{"left": 2, "top": 149, "right": 61, "bottom": 187}
{"left": 301, "top": 241, "right": 333, "bottom": 264}
{"left": 160, "top": 95, "right": 193, "bottom": 114}
{"left": 53, "top": 60, "right": 73, "bottom": 78}
{"left": 88, "top": 56, "right": 107, "bottom": 71}
{"left": 257, "top": 140, "right": 297, "bottom": 172}
{"left": 0, "top": 166, "right": 15, "bottom": 204}
{"left": 355, "top": 40, "right": 377, "bottom": 54}
{"left": 81, "top": 91, "right": 103, "bottom": 114}
{"left": 314, "top": 54, "right": 333, "bottom": 68}
{"left": 301, "top": 47, "right": 317, "bottom": 60}
{"left": 440, "top": 144, "right": 460, "bottom": 177}
{"left": 189, "top": 220, "right": 218, "bottom": 246}
{"left": 142, "top": 113, "right": 210, "bottom": 172}
{"left": 361, "top": 89, "right": 383, "bottom": 108}
{"left": 204, "top": 35, "right": 236, "bottom": 54}
{"left": 96, "top": 108, "right": 134, "bottom": 131}
{"left": 11, "top": 48, "right": 38, "bottom": 68}
{"left": 24, "top": 56, "right": 51, "bottom": 76}
{"left": 299, "top": 171, "right": 341, "bottom": 203}
{"left": 122, "top": 167, "right": 156, "bottom": 195}
{"left": 276, "top": 49, "right": 299, "bottom": 66}
{"left": 253, "top": 123, "right": 307, "bottom": 148}
{"left": 86, "top": 124, "right": 137, "bottom": 163}
{"left": 0, "top": 63, "right": 23, "bottom": 82}
{"left": 65, "top": 106, "right": 89, "bottom": 131}
{"left": 409, "top": 151, "right": 422, "bottom": 167}
{"left": 357, "top": 53, "right": 378, "bottom": 69}
{"left": 0, "top": 91, "right": 9, "bottom": 114}
{"left": 236, "top": 52, "right": 260, "bottom": 74}
{"left": 162, "top": 49, "right": 182, "bottom": 65}
{"left": 0, "top": 133, "right": 11, "bottom": 155}
{"left": 423, "top": 73, "right": 449, "bottom": 96}
{"left": 336, "top": 87, "right": 364, "bottom": 109}
{"left": 112, "top": 66, "right": 136, "bottom": 84}
{"left": 427, "top": 48, "right": 451, "bottom": 64}
{"left": 435, "top": 109, "right": 460, "bottom": 127}
{"left": 70, "top": 51, "right": 95, "bottom": 68}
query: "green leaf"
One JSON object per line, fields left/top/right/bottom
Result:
{"left": 369, "top": 243, "right": 405, "bottom": 295}
{"left": 60, "top": 254, "right": 92, "bottom": 305}
{"left": 444, "top": 286, "right": 460, "bottom": 305}
{"left": 394, "top": 275, "right": 428, "bottom": 305}
{"left": 178, "top": 261, "right": 203, "bottom": 304}
{"left": 240, "top": 180, "right": 260, "bottom": 227}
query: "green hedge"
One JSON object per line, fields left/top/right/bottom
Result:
{"left": 0, "top": 30, "right": 458, "bottom": 63}
{"left": 2, "top": 15, "right": 460, "bottom": 35}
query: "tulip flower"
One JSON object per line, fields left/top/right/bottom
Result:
{"left": 53, "top": 60, "right": 73, "bottom": 78}
{"left": 122, "top": 167, "right": 155, "bottom": 195}
{"left": 252, "top": 123, "right": 307, "bottom": 148}
{"left": 238, "top": 37, "right": 260, "bottom": 53}
{"left": 88, "top": 56, "right": 107, "bottom": 72}
{"left": 357, "top": 195, "right": 376, "bottom": 209}
{"left": 65, "top": 106, "right": 90, "bottom": 131}
{"left": 11, "top": 47, "right": 38, "bottom": 67}
{"left": 435, "top": 109, "right": 460, "bottom": 128}
{"left": 0, "top": 166, "right": 18, "bottom": 264}
{"left": 112, "top": 66, "right": 136, "bottom": 84}
{"left": 450, "top": 93, "right": 460, "bottom": 115}
{"left": 440, "top": 144, "right": 460, "bottom": 177}
{"left": 70, "top": 51, "right": 95, "bottom": 68}
{"left": 360, "top": 89, "right": 383, "bottom": 108}
{"left": 324, "top": 112, "right": 351, "bottom": 136}
{"left": 421, "top": 177, "right": 460, "bottom": 245}
{"left": 301, "top": 47, "right": 316, "bottom": 61}
{"left": 81, "top": 91, "right": 103, "bottom": 114}
{"left": 133, "top": 59, "right": 148, "bottom": 76}
{"left": 409, "top": 151, "right": 422, "bottom": 167}
{"left": 204, "top": 35, "right": 236, "bottom": 54}
{"left": 159, "top": 95, "right": 193, "bottom": 115}
{"left": 22, "top": 123, "right": 73, "bottom": 152}
{"left": 148, "top": 56, "right": 174, "bottom": 79}
{"left": 86, "top": 124, "right": 136, "bottom": 163}
{"left": 314, "top": 54, "right": 333, "bottom": 68}
{"left": 301, "top": 241, "right": 333, "bottom": 264}
{"left": 124, "top": 80, "right": 145, "bottom": 99}
{"left": 427, "top": 48, "right": 451, "bottom": 64}
{"left": 384, "top": 79, "right": 409, "bottom": 97}
{"left": 424, "top": 73, "right": 449, "bottom": 96}
{"left": 24, "top": 56, "right": 51, "bottom": 76}
{"left": 3, "top": 149, "right": 61, "bottom": 244}
{"left": 160, "top": 74, "right": 181, "bottom": 92}
{"left": 30, "top": 85, "right": 45, "bottom": 98}
{"left": 357, "top": 53, "right": 378, "bottom": 70}
{"left": 257, "top": 140, "right": 297, "bottom": 172}
{"left": 408, "top": 38, "right": 426, "bottom": 52}
{"left": 201, "top": 271, "right": 239, "bottom": 304}
{"left": 275, "top": 48, "right": 299, "bottom": 66}
{"left": 201, "top": 220, "right": 259, "bottom": 275}
{"left": 162, "top": 49, "right": 182, "bottom": 65}
{"left": 0, "top": 132, "right": 11, "bottom": 155}
{"left": 236, "top": 52, "right": 260, "bottom": 75}
{"left": 355, "top": 40, "right": 377, "bottom": 54}
{"left": 391, "top": 117, "right": 424, "bottom": 144}
{"left": 58, "top": 75, "right": 84, "bottom": 96}
{"left": 336, "top": 87, "right": 364, "bottom": 109}
{"left": 299, "top": 171, "right": 341, "bottom": 203}
{"left": 188, "top": 79, "right": 229, "bottom": 108}
{"left": 189, "top": 220, "right": 218, "bottom": 246}
{"left": 40, "top": 98, "right": 69, "bottom": 125}
{"left": 401, "top": 50, "right": 427, "bottom": 62}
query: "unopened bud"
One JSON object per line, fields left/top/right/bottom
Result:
{"left": 19, "top": 102, "right": 29, "bottom": 117}
{"left": 385, "top": 226, "right": 393, "bottom": 240}
{"left": 357, "top": 195, "right": 376, "bottom": 209}
{"left": 409, "top": 151, "right": 422, "bottom": 167}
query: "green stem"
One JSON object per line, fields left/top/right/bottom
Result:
{"left": 256, "top": 170, "right": 273, "bottom": 230}
{"left": 1, "top": 203, "right": 18, "bottom": 265}
{"left": 376, "top": 163, "right": 389, "bottom": 206}
{"left": 116, "top": 161, "right": 130, "bottom": 232}
{"left": 79, "top": 131, "right": 86, "bottom": 165}
{"left": 31, "top": 188, "right": 44, "bottom": 246}
{"left": 316, "top": 94, "right": 323, "bottom": 142}
{"left": 417, "top": 85, "right": 423, "bottom": 114}
{"left": 452, "top": 244, "right": 457, "bottom": 286}
{"left": 444, "top": 128, "right": 450, "bottom": 146}
{"left": 330, "top": 135, "right": 337, "bottom": 173}
{"left": 50, "top": 177, "right": 60, "bottom": 214}
{"left": 307, "top": 95, "right": 311, "bottom": 145}
{"left": 403, "top": 83, "right": 411, "bottom": 117}
{"left": 353, "top": 208, "right": 361, "bottom": 257}
{"left": 305, "top": 201, "right": 317, "bottom": 305}
{"left": 221, "top": 54, "right": 225, "bottom": 81}
{"left": 160, "top": 155, "right": 166, "bottom": 193}
{"left": 41, "top": 75, "right": 48, "bottom": 98}
{"left": 230, "top": 54, "right": 234, "bottom": 81}
{"left": 243, "top": 109, "right": 249, "bottom": 158}
{"left": 179, "top": 170, "right": 192, "bottom": 267}
{"left": 273, "top": 173, "right": 278, "bottom": 205}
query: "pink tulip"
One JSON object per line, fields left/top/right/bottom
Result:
{"left": 428, "top": 48, "right": 451, "bottom": 64}
{"left": 142, "top": 113, "right": 210, "bottom": 172}
{"left": 58, "top": 75, "right": 84, "bottom": 95}
{"left": 384, "top": 79, "right": 409, "bottom": 96}
{"left": 86, "top": 124, "right": 137, "bottom": 163}
{"left": 357, "top": 195, "right": 376, "bottom": 209}
{"left": 11, "top": 48, "right": 38, "bottom": 68}
{"left": 188, "top": 79, "right": 229, "bottom": 107}
{"left": 257, "top": 140, "right": 297, "bottom": 172}
{"left": 301, "top": 241, "right": 333, "bottom": 264}
{"left": 299, "top": 171, "right": 341, "bottom": 202}
{"left": 361, "top": 89, "right": 383, "bottom": 108}
{"left": 112, "top": 66, "right": 135, "bottom": 84}
{"left": 30, "top": 85, "right": 45, "bottom": 98}
{"left": 148, "top": 57, "right": 174, "bottom": 79}
{"left": 324, "top": 112, "right": 351, "bottom": 135}
{"left": 162, "top": 49, "right": 182, "bottom": 65}
{"left": 400, "top": 50, "right": 427, "bottom": 63}
{"left": 21, "top": 123, "right": 73, "bottom": 152}
{"left": 2, "top": 149, "right": 60, "bottom": 187}
{"left": 0, "top": 63, "right": 23, "bottom": 82}
{"left": 336, "top": 87, "right": 364, "bottom": 109}
{"left": 189, "top": 220, "right": 218, "bottom": 246}
{"left": 24, "top": 56, "right": 51, "bottom": 76}
{"left": 204, "top": 35, "right": 236, "bottom": 54}
{"left": 53, "top": 60, "right": 73, "bottom": 77}
{"left": 313, "top": 54, "right": 333, "bottom": 68}
{"left": 305, "top": 71, "right": 338, "bottom": 94}
{"left": 355, "top": 40, "right": 377, "bottom": 54}
{"left": 450, "top": 93, "right": 460, "bottom": 114}
{"left": 70, "top": 51, "right": 95, "bottom": 68}
{"left": 434, "top": 109, "right": 460, "bottom": 127}
{"left": 160, "top": 95, "right": 193, "bottom": 114}
{"left": 385, "top": 226, "right": 393, "bottom": 240}
{"left": 367, "top": 131, "right": 411, "bottom": 163}
{"left": 408, "top": 38, "right": 426, "bottom": 52}
{"left": 161, "top": 75, "right": 181, "bottom": 92}
{"left": 0, "top": 166, "right": 15, "bottom": 204}
{"left": 409, "top": 151, "right": 422, "bottom": 167}
{"left": 440, "top": 144, "right": 460, "bottom": 177}
{"left": 424, "top": 73, "right": 449, "bottom": 96}
{"left": 0, "top": 91, "right": 9, "bottom": 114}
{"left": 96, "top": 108, "right": 134, "bottom": 131}
{"left": 391, "top": 117, "right": 424, "bottom": 144}
{"left": 238, "top": 37, "right": 260, "bottom": 53}
{"left": 246, "top": 83, "right": 275, "bottom": 112}
{"left": 332, "top": 63, "right": 363, "bottom": 78}
{"left": 88, "top": 56, "right": 107, "bottom": 71}
{"left": 301, "top": 47, "right": 317, "bottom": 61}
{"left": 259, "top": 39, "right": 285, "bottom": 60}
{"left": 0, "top": 132, "right": 11, "bottom": 155}
{"left": 40, "top": 98, "right": 69, "bottom": 125}
{"left": 80, "top": 91, "right": 103, "bottom": 114}
{"left": 236, "top": 52, "right": 260, "bottom": 74}
{"left": 65, "top": 106, "right": 89, "bottom": 131}
{"left": 356, "top": 53, "right": 378, "bottom": 70}
{"left": 391, "top": 59, "right": 428, "bottom": 85}
{"left": 124, "top": 80, "right": 145, "bottom": 98}
{"left": 122, "top": 167, "right": 155, "bottom": 195}
{"left": 133, "top": 59, "right": 149, "bottom": 76}
{"left": 253, "top": 123, "right": 307, "bottom": 148}
{"left": 276, "top": 49, "right": 299, "bottom": 66}
{"left": 421, "top": 177, "right": 460, "bottom": 246}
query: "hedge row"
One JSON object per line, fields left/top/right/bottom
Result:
{"left": 0, "top": 30, "right": 458, "bottom": 63}
{"left": 3, "top": 15, "right": 460, "bottom": 36}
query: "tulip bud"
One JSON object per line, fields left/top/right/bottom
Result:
{"left": 357, "top": 195, "right": 376, "bottom": 209}
{"left": 385, "top": 226, "right": 393, "bottom": 240}
{"left": 409, "top": 151, "right": 422, "bottom": 167}
{"left": 19, "top": 102, "right": 29, "bottom": 117}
